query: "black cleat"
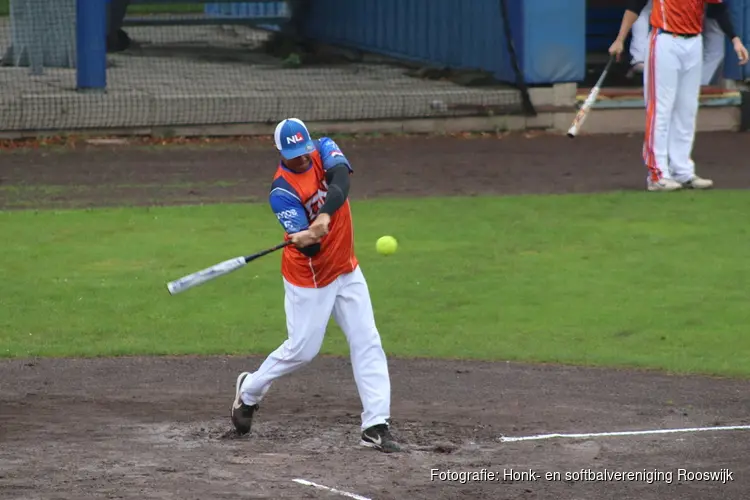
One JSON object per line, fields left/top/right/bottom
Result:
{"left": 231, "top": 372, "right": 258, "bottom": 435}
{"left": 361, "top": 423, "right": 403, "bottom": 453}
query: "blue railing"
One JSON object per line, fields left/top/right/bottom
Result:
{"left": 204, "top": 0, "right": 288, "bottom": 30}
{"left": 204, "top": 0, "right": 288, "bottom": 21}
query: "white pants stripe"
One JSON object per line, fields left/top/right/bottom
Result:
{"left": 240, "top": 265, "right": 391, "bottom": 430}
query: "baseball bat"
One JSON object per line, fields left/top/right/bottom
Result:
{"left": 567, "top": 56, "right": 615, "bottom": 138}
{"left": 166, "top": 241, "right": 292, "bottom": 295}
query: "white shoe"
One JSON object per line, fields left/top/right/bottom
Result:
{"left": 647, "top": 178, "right": 683, "bottom": 192}
{"left": 681, "top": 176, "right": 713, "bottom": 190}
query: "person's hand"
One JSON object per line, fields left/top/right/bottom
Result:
{"left": 733, "top": 37, "right": 749, "bottom": 65}
{"left": 609, "top": 39, "right": 625, "bottom": 62}
{"left": 308, "top": 213, "right": 331, "bottom": 239}
{"left": 290, "top": 230, "right": 320, "bottom": 248}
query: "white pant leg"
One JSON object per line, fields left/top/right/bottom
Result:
{"left": 669, "top": 36, "right": 704, "bottom": 183}
{"left": 643, "top": 30, "right": 680, "bottom": 182}
{"left": 332, "top": 266, "right": 391, "bottom": 430}
{"left": 630, "top": 0, "right": 652, "bottom": 65}
{"left": 240, "top": 277, "right": 338, "bottom": 405}
{"left": 701, "top": 18, "right": 725, "bottom": 85}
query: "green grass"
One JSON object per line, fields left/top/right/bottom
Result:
{"left": 0, "top": 1, "right": 204, "bottom": 16}
{"left": 3, "top": 192, "right": 750, "bottom": 377}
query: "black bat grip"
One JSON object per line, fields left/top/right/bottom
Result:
{"left": 244, "top": 241, "right": 293, "bottom": 263}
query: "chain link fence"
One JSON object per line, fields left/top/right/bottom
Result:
{"left": 0, "top": 0, "right": 534, "bottom": 133}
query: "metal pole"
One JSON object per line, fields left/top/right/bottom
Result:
{"left": 76, "top": 0, "right": 108, "bottom": 92}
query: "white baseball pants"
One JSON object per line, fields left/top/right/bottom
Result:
{"left": 630, "top": 3, "right": 725, "bottom": 85}
{"left": 239, "top": 265, "right": 392, "bottom": 430}
{"left": 643, "top": 30, "right": 703, "bottom": 183}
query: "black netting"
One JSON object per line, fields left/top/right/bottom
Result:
{"left": 0, "top": 0, "right": 535, "bottom": 134}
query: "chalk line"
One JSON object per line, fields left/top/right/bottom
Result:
{"left": 293, "top": 478, "right": 372, "bottom": 500}
{"left": 499, "top": 424, "right": 750, "bottom": 443}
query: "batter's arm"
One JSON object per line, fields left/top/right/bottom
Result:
{"left": 319, "top": 165, "right": 350, "bottom": 217}
{"left": 317, "top": 137, "right": 352, "bottom": 217}
{"left": 305, "top": 165, "right": 350, "bottom": 240}
{"left": 306, "top": 137, "right": 354, "bottom": 238}
{"left": 268, "top": 187, "right": 321, "bottom": 256}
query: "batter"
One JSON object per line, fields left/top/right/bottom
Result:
{"left": 610, "top": 0, "right": 748, "bottom": 191}
{"left": 231, "top": 118, "right": 402, "bottom": 453}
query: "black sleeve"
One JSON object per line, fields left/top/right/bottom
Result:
{"left": 318, "top": 164, "right": 351, "bottom": 216}
{"left": 707, "top": 3, "right": 737, "bottom": 40}
{"left": 295, "top": 164, "right": 350, "bottom": 257}
{"left": 626, "top": 0, "right": 649, "bottom": 15}
{"left": 298, "top": 242, "right": 321, "bottom": 257}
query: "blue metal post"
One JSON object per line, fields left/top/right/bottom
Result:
{"left": 76, "top": 0, "right": 108, "bottom": 92}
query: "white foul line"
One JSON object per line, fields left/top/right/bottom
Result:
{"left": 293, "top": 478, "right": 372, "bottom": 500}
{"left": 499, "top": 424, "right": 750, "bottom": 443}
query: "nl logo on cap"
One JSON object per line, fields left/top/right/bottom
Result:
{"left": 286, "top": 132, "right": 305, "bottom": 144}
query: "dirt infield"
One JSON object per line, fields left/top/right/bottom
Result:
{"left": 2, "top": 130, "right": 750, "bottom": 209}
{"left": 2, "top": 131, "right": 750, "bottom": 500}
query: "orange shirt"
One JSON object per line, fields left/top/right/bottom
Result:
{"left": 269, "top": 137, "right": 358, "bottom": 288}
{"left": 650, "top": 0, "right": 722, "bottom": 34}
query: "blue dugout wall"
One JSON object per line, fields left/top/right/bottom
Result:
{"left": 203, "top": 0, "right": 586, "bottom": 85}
{"left": 299, "top": 0, "right": 586, "bottom": 85}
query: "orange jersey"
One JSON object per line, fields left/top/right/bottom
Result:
{"left": 650, "top": 0, "right": 722, "bottom": 34}
{"left": 269, "top": 137, "right": 358, "bottom": 288}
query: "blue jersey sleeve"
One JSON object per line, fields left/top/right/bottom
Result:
{"left": 316, "top": 137, "right": 353, "bottom": 173}
{"left": 269, "top": 183, "right": 309, "bottom": 234}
